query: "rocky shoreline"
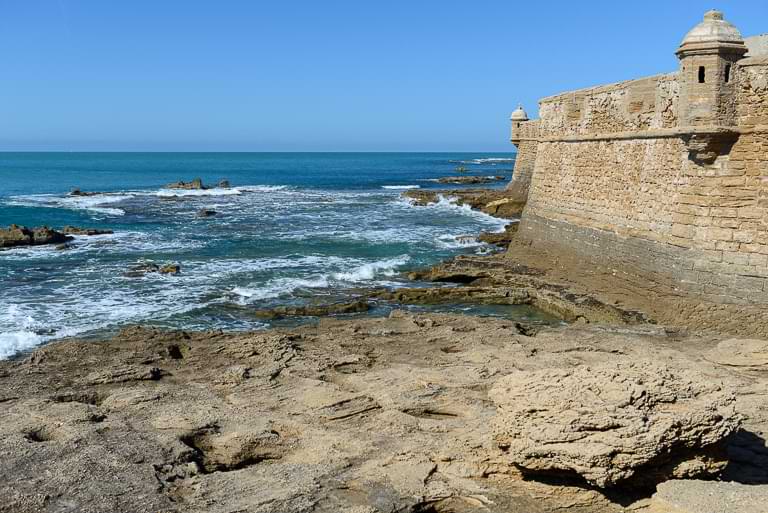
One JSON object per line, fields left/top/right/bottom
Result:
{"left": 2, "top": 186, "right": 767, "bottom": 513}
{"left": 2, "top": 313, "right": 766, "bottom": 513}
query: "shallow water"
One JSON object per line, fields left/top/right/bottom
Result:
{"left": 0, "top": 152, "right": 556, "bottom": 359}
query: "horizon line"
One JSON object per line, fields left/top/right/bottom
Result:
{"left": 0, "top": 150, "right": 518, "bottom": 154}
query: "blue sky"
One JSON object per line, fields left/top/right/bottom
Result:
{"left": 1, "top": 1, "right": 767, "bottom": 152}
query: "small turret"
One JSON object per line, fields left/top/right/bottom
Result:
{"left": 510, "top": 104, "right": 529, "bottom": 146}
{"left": 677, "top": 10, "right": 747, "bottom": 127}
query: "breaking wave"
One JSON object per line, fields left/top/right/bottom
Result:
{"left": 8, "top": 193, "right": 134, "bottom": 216}
{"left": 230, "top": 255, "right": 411, "bottom": 304}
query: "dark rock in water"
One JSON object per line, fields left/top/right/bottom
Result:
{"left": 166, "top": 178, "right": 205, "bottom": 190}
{"left": 253, "top": 300, "right": 370, "bottom": 319}
{"left": 62, "top": 226, "right": 114, "bottom": 236}
{"left": 31, "top": 227, "right": 69, "bottom": 246}
{"left": 69, "top": 188, "right": 102, "bottom": 197}
{"left": 0, "top": 225, "right": 73, "bottom": 248}
{"left": 436, "top": 175, "right": 505, "bottom": 185}
{"left": 125, "top": 262, "right": 181, "bottom": 278}
{"left": 0, "top": 225, "right": 33, "bottom": 248}
{"left": 165, "top": 178, "right": 232, "bottom": 190}
{"left": 55, "top": 243, "right": 71, "bottom": 251}
{"left": 1, "top": 225, "right": 114, "bottom": 249}
{"left": 198, "top": 209, "right": 217, "bottom": 217}
{"left": 478, "top": 223, "right": 519, "bottom": 248}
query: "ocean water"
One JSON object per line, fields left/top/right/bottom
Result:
{"left": 0, "top": 152, "right": 552, "bottom": 359}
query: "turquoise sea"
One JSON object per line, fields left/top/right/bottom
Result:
{"left": 0, "top": 152, "right": 553, "bottom": 359}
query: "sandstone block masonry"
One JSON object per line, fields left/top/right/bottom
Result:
{"left": 507, "top": 11, "right": 768, "bottom": 309}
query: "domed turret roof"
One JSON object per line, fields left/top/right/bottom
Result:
{"left": 680, "top": 10, "right": 744, "bottom": 47}
{"left": 511, "top": 105, "right": 529, "bottom": 121}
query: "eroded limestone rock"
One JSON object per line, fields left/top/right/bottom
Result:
{"left": 489, "top": 360, "right": 740, "bottom": 487}
{"left": 706, "top": 338, "right": 768, "bottom": 368}
{"left": 651, "top": 480, "right": 768, "bottom": 513}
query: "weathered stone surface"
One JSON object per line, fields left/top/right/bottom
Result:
{"left": 489, "top": 361, "right": 740, "bottom": 487}
{"left": 705, "top": 338, "right": 768, "bottom": 368}
{"left": 0, "top": 315, "right": 766, "bottom": 512}
{"left": 651, "top": 480, "right": 768, "bottom": 513}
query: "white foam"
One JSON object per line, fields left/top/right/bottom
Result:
{"left": 8, "top": 193, "right": 133, "bottom": 216}
{"left": 468, "top": 158, "right": 516, "bottom": 164}
{"left": 0, "top": 231, "right": 205, "bottom": 259}
{"left": 237, "top": 185, "right": 289, "bottom": 193}
{"left": 156, "top": 185, "right": 289, "bottom": 197}
{"left": 382, "top": 185, "right": 420, "bottom": 190}
{"left": 435, "top": 234, "right": 483, "bottom": 249}
{"left": 230, "top": 255, "right": 411, "bottom": 304}
{"left": 156, "top": 187, "right": 243, "bottom": 198}
{"left": 332, "top": 255, "right": 410, "bottom": 282}
{"left": 402, "top": 194, "right": 510, "bottom": 231}
{"left": 0, "top": 330, "right": 44, "bottom": 360}
{"left": 0, "top": 304, "right": 53, "bottom": 359}
{"left": 231, "top": 276, "right": 330, "bottom": 302}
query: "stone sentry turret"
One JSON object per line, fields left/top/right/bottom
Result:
{"left": 677, "top": 10, "right": 747, "bottom": 126}
{"left": 509, "top": 104, "right": 529, "bottom": 147}
{"left": 676, "top": 10, "right": 748, "bottom": 162}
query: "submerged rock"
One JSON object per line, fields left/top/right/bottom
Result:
{"left": 372, "top": 286, "right": 530, "bottom": 305}
{"left": 490, "top": 360, "right": 740, "bottom": 488}
{"left": 436, "top": 175, "right": 505, "bottom": 185}
{"left": 217, "top": 180, "right": 231, "bottom": 189}
{"left": 124, "top": 262, "right": 181, "bottom": 277}
{"left": 253, "top": 300, "right": 370, "bottom": 319}
{"left": 198, "top": 209, "right": 218, "bottom": 217}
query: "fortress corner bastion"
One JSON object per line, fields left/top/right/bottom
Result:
{"left": 506, "top": 11, "right": 768, "bottom": 331}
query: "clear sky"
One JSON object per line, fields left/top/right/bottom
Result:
{"left": 1, "top": 1, "right": 767, "bottom": 152}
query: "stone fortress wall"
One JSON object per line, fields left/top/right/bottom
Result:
{"left": 508, "top": 11, "right": 768, "bottom": 308}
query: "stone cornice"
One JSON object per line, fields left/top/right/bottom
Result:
{"left": 516, "top": 125, "right": 767, "bottom": 143}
